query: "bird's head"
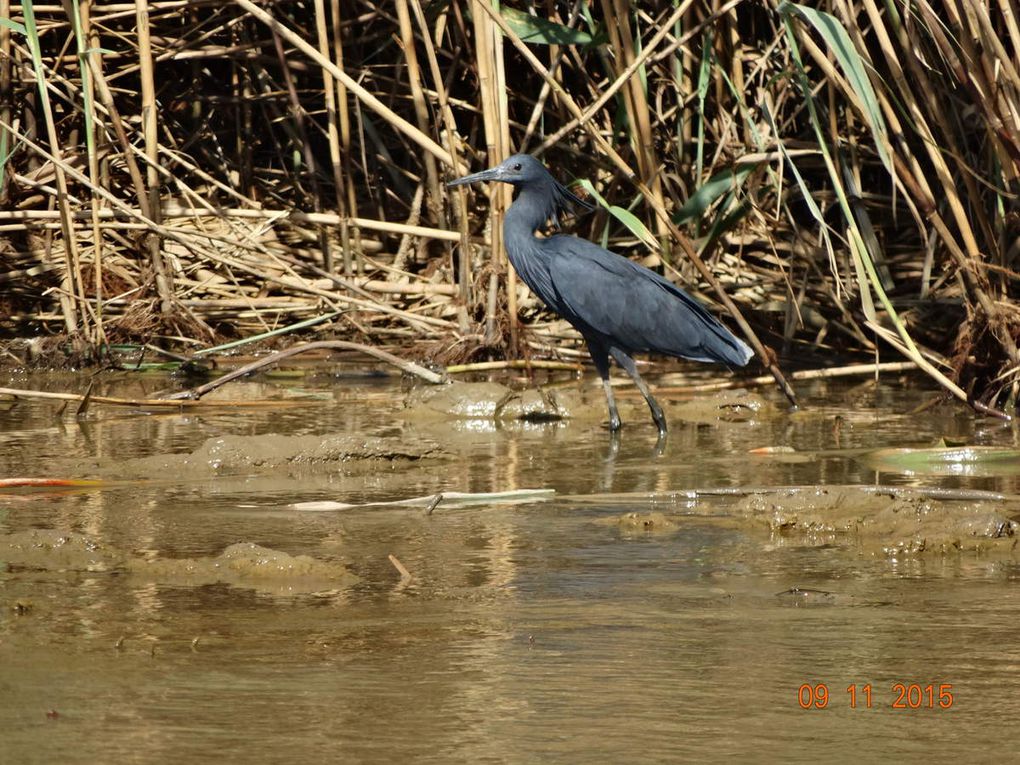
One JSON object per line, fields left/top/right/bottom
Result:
{"left": 448, "top": 154, "right": 594, "bottom": 219}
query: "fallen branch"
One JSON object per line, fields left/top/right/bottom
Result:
{"left": 168, "top": 340, "right": 446, "bottom": 400}
{"left": 446, "top": 359, "right": 584, "bottom": 374}
{"left": 613, "top": 360, "right": 923, "bottom": 398}
{"left": 0, "top": 387, "right": 311, "bottom": 409}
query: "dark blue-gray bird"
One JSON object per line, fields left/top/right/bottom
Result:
{"left": 449, "top": 154, "right": 753, "bottom": 435}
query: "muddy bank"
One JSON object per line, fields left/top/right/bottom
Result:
{"left": 0, "top": 530, "right": 358, "bottom": 595}
{"left": 404, "top": 380, "right": 770, "bottom": 425}
{"left": 592, "top": 485, "right": 1020, "bottom": 556}
{"left": 83, "top": 433, "right": 445, "bottom": 480}
{"left": 738, "top": 486, "right": 1019, "bottom": 555}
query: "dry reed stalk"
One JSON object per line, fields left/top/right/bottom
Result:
{"left": 469, "top": 0, "right": 513, "bottom": 347}
{"left": 407, "top": 0, "right": 472, "bottom": 305}
{"left": 600, "top": 0, "right": 669, "bottom": 248}
{"left": 0, "top": 207, "right": 462, "bottom": 242}
{"left": 235, "top": 0, "right": 452, "bottom": 166}
{"left": 313, "top": 0, "right": 344, "bottom": 274}
{"left": 331, "top": 0, "right": 361, "bottom": 275}
{"left": 21, "top": 0, "right": 85, "bottom": 338}
{"left": 535, "top": 0, "right": 698, "bottom": 154}
{"left": 268, "top": 17, "right": 331, "bottom": 272}
{"left": 519, "top": 0, "right": 582, "bottom": 150}
{"left": 395, "top": 0, "right": 444, "bottom": 231}
{"left": 0, "top": 0, "right": 12, "bottom": 206}
{"left": 72, "top": 0, "right": 107, "bottom": 347}
{"left": 0, "top": 0, "right": 1015, "bottom": 410}
{"left": 134, "top": 0, "right": 173, "bottom": 316}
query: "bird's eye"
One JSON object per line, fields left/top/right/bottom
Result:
{"left": 513, "top": 162, "right": 522, "bottom": 171}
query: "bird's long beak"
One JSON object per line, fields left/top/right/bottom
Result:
{"left": 447, "top": 166, "right": 503, "bottom": 187}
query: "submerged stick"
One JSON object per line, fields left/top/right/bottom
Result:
{"left": 388, "top": 554, "right": 412, "bottom": 580}
{"left": 291, "top": 489, "right": 556, "bottom": 512}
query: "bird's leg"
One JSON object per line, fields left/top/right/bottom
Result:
{"left": 586, "top": 340, "right": 622, "bottom": 431}
{"left": 609, "top": 348, "right": 668, "bottom": 436}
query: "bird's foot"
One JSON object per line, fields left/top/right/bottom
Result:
{"left": 653, "top": 429, "right": 668, "bottom": 457}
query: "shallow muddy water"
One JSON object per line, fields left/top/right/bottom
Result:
{"left": 2, "top": 366, "right": 1020, "bottom": 763}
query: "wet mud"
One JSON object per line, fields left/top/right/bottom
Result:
{"left": 1, "top": 529, "right": 358, "bottom": 595}
{"left": 404, "top": 379, "right": 771, "bottom": 425}
{"left": 737, "top": 486, "right": 1019, "bottom": 555}
{"left": 596, "top": 511, "right": 683, "bottom": 535}
{"left": 89, "top": 432, "right": 444, "bottom": 480}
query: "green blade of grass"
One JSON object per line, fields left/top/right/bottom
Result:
{"left": 674, "top": 165, "right": 757, "bottom": 224}
{"left": 576, "top": 178, "right": 658, "bottom": 251}
{"left": 500, "top": 7, "right": 592, "bottom": 46}
{"left": 781, "top": 2, "right": 893, "bottom": 176}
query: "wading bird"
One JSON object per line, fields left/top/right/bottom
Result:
{"left": 449, "top": 154, "right": 753, "bottom": 436}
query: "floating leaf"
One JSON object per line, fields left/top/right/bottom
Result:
{"left": 858, "top": 447, "right": 1020, "bottom": 477}
{"left": 500, "top": 8, "right": 592, "bottom": 46}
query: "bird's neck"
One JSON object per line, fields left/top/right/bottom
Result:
{"left": 501, "top": 188, "right": 552, "bottom": 290}
{"left": 503, "top": 188, "right": 548, "bottom": 251}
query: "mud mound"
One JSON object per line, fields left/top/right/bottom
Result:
{"left": 109, "top": 433, "right": 443, "bottom": 478}
{"left": 0, "top": 530, "right": 358, "bottom": 595}
{"left": 736, "top": 487, "right": 1018, "bottom": 555}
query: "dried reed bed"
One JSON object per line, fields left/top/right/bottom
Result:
{"left": 0, "top": 1, "right": 1017, "bottom": 413}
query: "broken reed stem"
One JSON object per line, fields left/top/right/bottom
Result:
{"left": 387, "top": 554, "right": 412, "bottom": 580}
{"left": 268, "top": 17, "right": 332, "bottom": 271}
{"left": 446, "top": 359, "right": 584, "bottom": 374}
{"left": 0, "top": 207, "right": 461, "bottom": 241}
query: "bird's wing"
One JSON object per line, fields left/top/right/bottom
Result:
{"left": 546, "top": 236, "right": 752, "bottom": 366}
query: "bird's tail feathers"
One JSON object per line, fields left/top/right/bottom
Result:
{"left": 719, "top": 332, "right": 754, "bottom": 367}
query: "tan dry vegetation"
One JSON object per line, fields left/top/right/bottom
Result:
{"left": 0, "top": 1, "right": 1017, "bottom": 413}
